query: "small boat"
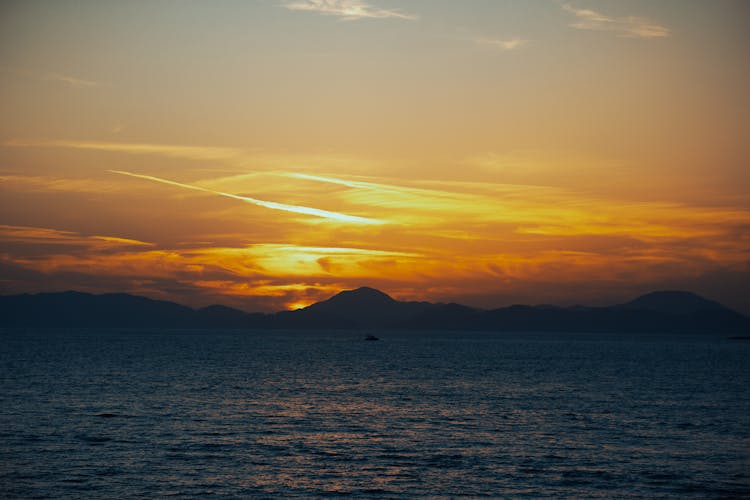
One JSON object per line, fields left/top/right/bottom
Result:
{"left": 364, "top": 334, "right": 379, "bottom": 341}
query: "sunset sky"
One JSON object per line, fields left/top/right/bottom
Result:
{"left": 1, "top": 0, "right": 749, "bottom": 313}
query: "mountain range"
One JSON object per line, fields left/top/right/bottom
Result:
{"left": 0, "top": 287, "right": 748, "bottom": 333}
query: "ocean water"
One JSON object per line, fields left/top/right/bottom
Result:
{"left": 0, "top": 329, "right": 748, "bottom": 498}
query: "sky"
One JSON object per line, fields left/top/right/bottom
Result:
{"left": 1, "top": 0, "right": 749, "bottom": 313}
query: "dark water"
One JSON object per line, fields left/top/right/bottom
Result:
{"left": 1, "top": 329, "right": 748, "bottom": 498}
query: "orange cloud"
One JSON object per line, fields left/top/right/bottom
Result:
{"left": 2, "top": 157, "right": 749, "bottom": 312}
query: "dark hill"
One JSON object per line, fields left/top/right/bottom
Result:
{"left": 401, "top": 303, "right": 480, "bottom": 330}
{"left": 195, "top": 304, "right": 263, "bottom": 328}
{"left": 618, "top": 290, "right": 726, "bottom": 315}
{"left": 297, "top": 286, "right": 434, "bottom": 328}
{"left": 0, "top": 291, "right": 196, "bottom": 328}
{"left": 308, "top": 286, "right": 396, "bottom": 311}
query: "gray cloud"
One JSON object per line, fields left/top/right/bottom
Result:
{"left": 283, "top": 0, "right": 417, "bottom": 21}
{"left": 562, "top": 3, "right": 670, "bottom": 39}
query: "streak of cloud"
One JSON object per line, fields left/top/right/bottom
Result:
{"left": 283, "top": 0, "right": 417, "bottom": 21}
{"left": 282, "top": 171, "right": 750, "bottom": 242}
{"left": 109, "top": 170, "right": 384, "bottom": 225}
{"left": 5, "top": 139, "right": 244, "bottom": 162}
{"left": 474, "top": 37, "right": 529, "bottom": 51}
{"left": 0, "top": 224, "right": 152, "bottom": 248}
{"left": 42, "top": 73, "right": 101, "bottom": 88}
{"left": 286, "top": 172, "right": 386, "bottom": 190}
{"left": 562, "top": 3, "right": 670, "bottom": 39}
{"left": 0, "top": 66, "right": 102, "bottom": 87}
{"left": 3, "top": 139, "right": 384, "bottom": 176}
{"left": 0, "top": 174, "right": 122, "bottom": 193}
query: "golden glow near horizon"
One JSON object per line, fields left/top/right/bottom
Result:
{"left": 1, "top": 1, "right": 749, "bottom": 312}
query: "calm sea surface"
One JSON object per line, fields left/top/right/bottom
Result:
{"left": 1, "top": 329, "right": 748, "bottom": 498}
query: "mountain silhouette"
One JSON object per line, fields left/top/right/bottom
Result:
{"left": 310, "top": 286, "right": 396, "bottom": 310}
{"left": 299, "top": 286, "right": 434, "bottom": 328}
{"left": 617, "top": 290, "right": 726, "bottom": 315}
{"left": 1, "top": 287, "right": 748, "bottom": 333}
{"left": 0, "top": 291, "right": 194, "bottom": 328}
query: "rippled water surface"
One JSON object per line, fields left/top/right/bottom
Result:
{"left": 1, "top": 329, "right": 749, "bottom": 498}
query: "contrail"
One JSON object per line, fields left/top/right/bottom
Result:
{"left": 287, "top": 172, "right": 380, "bottom": 190}
{"left": 109, "top": 170, "right": 383, "bottom": 225}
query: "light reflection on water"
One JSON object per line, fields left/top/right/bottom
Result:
{"left": 0, "top": 329, "right": 748, "bottom": 497}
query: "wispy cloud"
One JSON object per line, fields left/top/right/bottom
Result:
{"left": 562, "top": 3, "right": 670, "bottom": 39}
{"left": 280, "top": 171, "right": 750, "bottom": 243}
{"left": 474, "top": 37, "right": 529, "bottom": 51}
{"left": 0, "top": 224, "right": 152, "bottom": 248}
{"left": 283, "top": 0, "right": 417, "bottom": 21}
{"left": 0, "top": 66, "right": 103, "bottom": 87}
{"left": 0, "top": 174, "right": 122, "bottom": 193}
{"left": 109, "top": 170, "right": 384, "bottom": 225}
{"left": 42, "top": 73, "right": 101, "bottom": 88}
{"left": 5, "top": 139, "right": 244, "bottom": 162}
{"left": 4, "top": 139, "right": 382, "bottom": 175}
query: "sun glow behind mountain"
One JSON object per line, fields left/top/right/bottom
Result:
{"left": 1, "top": 1, "right": 749, "bottom": 313}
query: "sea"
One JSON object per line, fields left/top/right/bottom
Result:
{"left": 1, "top": 329, "right": 748, "bottom": 498}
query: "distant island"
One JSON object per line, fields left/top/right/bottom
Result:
{"left": 0, "top": 287, "right": 748, "bottom": 333}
